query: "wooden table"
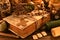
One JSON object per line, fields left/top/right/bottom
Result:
{"left": 0, "top": 29, "right": 60, "bottom": 40}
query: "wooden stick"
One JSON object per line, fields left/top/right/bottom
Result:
{"left": 0, "top": 32, "right": 19, "bottom": 38}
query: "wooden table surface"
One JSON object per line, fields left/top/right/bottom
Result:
{"left": 0, "top": 29, "right": 60, "bottom": 40}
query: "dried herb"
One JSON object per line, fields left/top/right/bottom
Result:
{"left": 0, "top": 0, "right": 11, "bottom": 18}
{"left": 13, "top": 3, "right": 35, "bottom": 15}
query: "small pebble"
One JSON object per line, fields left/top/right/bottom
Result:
{"left": 55, "top": 15, "right": 59, "bottom": 19}
{"left": 32, "top": 35, "right": 38, "bottom": 40}
{"left": 37, "top": 33, "right": 43, "bottom": 38}
{"left": 41, "top": 31, "right": 47, "bottom": 36}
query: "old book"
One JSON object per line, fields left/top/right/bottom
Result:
{"left": 3, "top": 13, "right": 50, "bottom": 38}
{"left": 43, "top": 13, "right": 50, "bottom": 24}
{"left": 3, "top": 15, "right": 36, "bottom": 38}
{"left": 3, "top": 15, "right": 44, "bottom": 38}
{"left": 32, "top": 15, "right": 43, "bottom": 29}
